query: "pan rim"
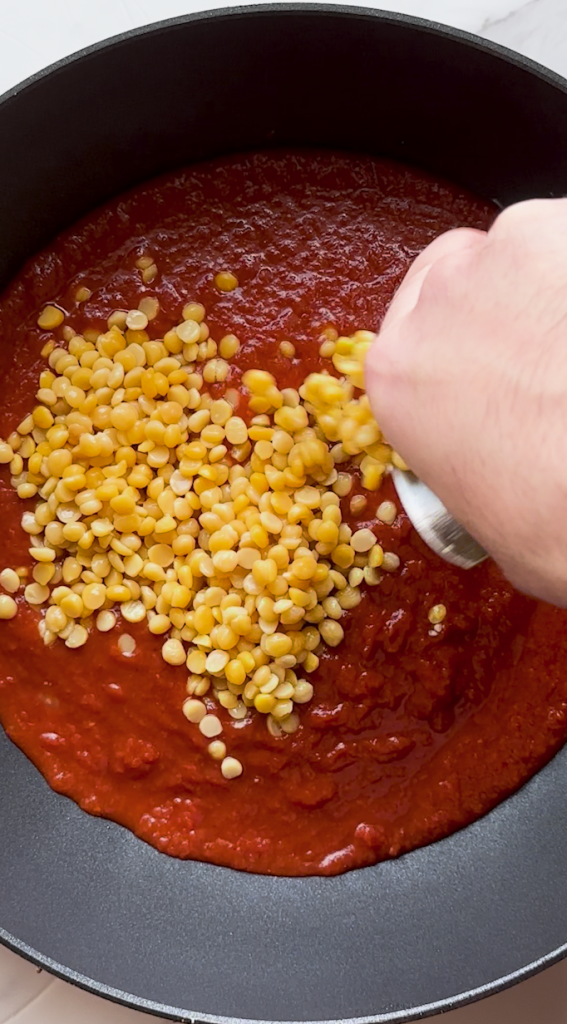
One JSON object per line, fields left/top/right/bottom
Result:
{"left": 2, "top": 898, "right": 566, "bottom": 1024}
{"left": 3, "top": 1, "right": 567, "bottom": 110}
{"left": 2, "top": 4, "right": 567, "bottom": 1022}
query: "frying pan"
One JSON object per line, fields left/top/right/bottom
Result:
{"left": 1, "top": 6, "right": 567, "bottom": 1022}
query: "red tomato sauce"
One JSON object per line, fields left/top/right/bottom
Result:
{"left": 1, "top": 150, "right": 567, "bottom": 876}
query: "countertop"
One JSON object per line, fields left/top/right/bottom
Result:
{"left": 1, "top": 1, "right": 567, "bottom": 1022}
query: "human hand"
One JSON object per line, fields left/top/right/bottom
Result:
{"left": 365, "top": 199, "right": 567, "bottom": 606}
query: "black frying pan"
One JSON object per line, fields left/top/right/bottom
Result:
{"left": 1, "top": 6, "right": 567, "bottom": 1022}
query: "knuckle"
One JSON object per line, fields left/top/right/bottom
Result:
{"left": 491, "top": 197, "right": 564, "bottom": 236}
{"left": 419, "top": 247, "right": 470, "bottom": 299}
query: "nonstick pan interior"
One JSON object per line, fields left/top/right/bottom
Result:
{"left": 1, "top": 7, "right": 567, "bottom": 1022}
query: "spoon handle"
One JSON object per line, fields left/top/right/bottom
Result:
{"left": 391, "top": 468, "right": 487, "bottom": 570}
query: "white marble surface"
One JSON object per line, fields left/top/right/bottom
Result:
{"left": 2, "top": 0, "right": 567, "bottom": 1022}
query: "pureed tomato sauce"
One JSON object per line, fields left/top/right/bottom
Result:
{"left": 1, "top": 150, "right": 567, "bottom": 876}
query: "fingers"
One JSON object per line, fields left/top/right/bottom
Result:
{"left": 366, "top": 228, "right": 487, "bottom": 468}
{"left": 403, "top": 226, "right": 486, "bottom": 285}
{"left": 381, "top": 227, "right": 486, "bottom": 333}
{"left": 380, "top": 264, "right": 432, "bottom": 332}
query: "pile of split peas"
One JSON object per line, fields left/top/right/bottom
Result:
{"left": 0, "top": 263, "right": 445, "bottom": 778}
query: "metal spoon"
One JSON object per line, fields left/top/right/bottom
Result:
{"left": 391, "top": 468, "right": 487, "bottom": 570}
